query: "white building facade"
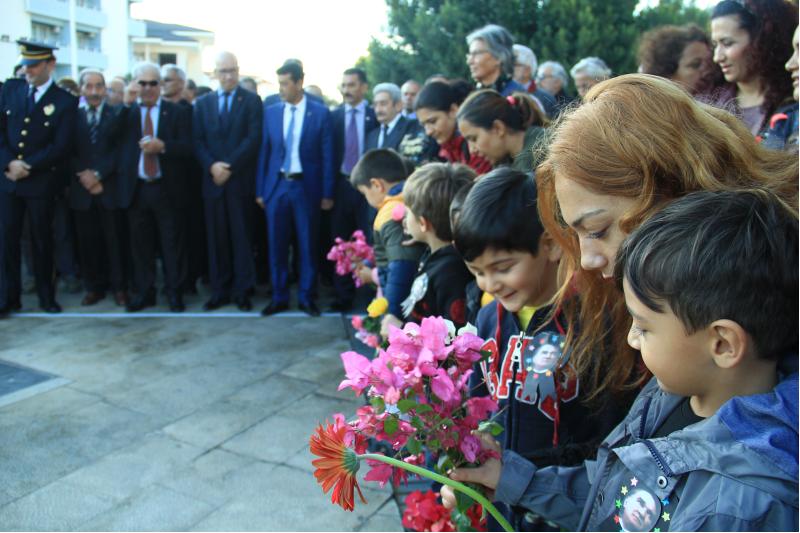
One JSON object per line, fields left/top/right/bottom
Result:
{"left": 0, "top": 0, "right": 212, "bottom": 83}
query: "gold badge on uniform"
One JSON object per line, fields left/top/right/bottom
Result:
{"left": 43, "top": 104, "right": 55, "bottom": 116}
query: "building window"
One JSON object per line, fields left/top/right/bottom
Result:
{"left": 75, "top": 0, "right": 101, "bottom": 9}
{"left": 158, "top": 53, "right": 177, "bottom": 66}
{"left": 76, "top": 29, "right": 101, "bottom": 52}
{"left": 31, "top": 21, "right": 64, "bottom": 47}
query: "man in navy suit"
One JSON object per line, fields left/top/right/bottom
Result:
{"left": 0, "top": 41, "right": 78, "bottom": 315}
{"left": 69, "top": 69, "right": 129, "bottom": 308}
{"left": 365, "top": 83, "right": 422, "bottom": 152}
{"left": 328, "top": 68, "right": 377, "bottom": 312}
{"left": 193, "top": 52, "right": 262, "bottom": 312}
{"left": 256, "top": 60, "right": 334, "bottom": 317}
{"left": 118, "top": 62, "right": 192, "bottom": 313}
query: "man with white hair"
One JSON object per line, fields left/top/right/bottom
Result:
{"left": 536, "top": 60, "right": 575, "bottom": 114}
{"left": 118, "top": 62, "right": 192, "bottom": 313}
{"left": 570, "top": 56, "right": 612, "bottom": 101}
{"left": 512, "top": 44, "right": 556, "bottom": 117}
{"left": 365, "top": 82, "right": 421, "bottom": 151}
{"left": 160, "top": 64, "right": 187, "bottom": 105}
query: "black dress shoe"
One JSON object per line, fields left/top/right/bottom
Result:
{"left": 40, "top": 300, "right": 62, "bottom": 313}
{"left": 299, "top": 301, "right": 321, "bottom": 317}
{"left": 328, "top": 300, "right": 352, "bottom": 313}
{"left": 234, "top": 296, "right": 252, "bottom": 312}
{"left": 260, "top": 300, "right": 288, "bottom": 316}
{"left": 169, "top": 294, "right": 185, "bottom": 312}
{"left": 126, "top": 293, "right": 156, "bottom": 312}
{"left": 202, "top": 296, "right": 230, "bottom": 311}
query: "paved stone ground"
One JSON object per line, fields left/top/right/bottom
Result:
{"left": 0, "top": 288, "right": 404, "bottom": 531}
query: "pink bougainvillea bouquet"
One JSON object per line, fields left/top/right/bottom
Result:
{"left": 310, "top": 316, "right": 511, "bottom": 532}
{"left": 326, "top": 229, "right": 375, "bottom": 287}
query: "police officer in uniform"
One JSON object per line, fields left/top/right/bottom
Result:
{"left": 0, "top": 41, "right": 78, "bottom": 316}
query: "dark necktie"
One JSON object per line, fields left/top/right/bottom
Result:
{"left": 27, "top": 85, "right": 36, "bottom": 114}
{"left": 282, "top": 106, "right": 297, "bottom": 173}
{"left": 88, "top": 108, "right": 99, "bottom": 144}
{"left": 379, "top": 124, "right": 388, "bottom": 148}
{"left": 343, "top": 108, "right": 359, "bottom": 174}
{"left": 143, "top": 106, "right": 158, "bottom": 178}
{"left": 220, "top": 91, "right": 231, "bottom": 131}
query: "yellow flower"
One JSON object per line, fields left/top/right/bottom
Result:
{"left": 367, "top": 297, "right": 388, "bottom": 318}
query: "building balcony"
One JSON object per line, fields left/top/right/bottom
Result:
{"left": 26, "top": 0, "right": 107, "bottom": 29}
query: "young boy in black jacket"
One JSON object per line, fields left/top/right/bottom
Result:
{"left": 401, "top": 162, "right": 475, "bottom": 327}
{"left": 452, "top": 168, "right": 630, "bottom": 531}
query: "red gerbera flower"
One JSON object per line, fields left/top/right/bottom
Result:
{"left": 310, "top": 419, "right": 367, "bottom": 512}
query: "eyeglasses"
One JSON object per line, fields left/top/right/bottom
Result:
{"left": 163, "top": 77, "right": 178, "bottom": 83}
{"left": 216, "top": 68, "right": 238, "bottom": 76}
{"left": 466, "top": 50, "right": 490, "bottom": 60}
{"left": 137, "top": 80, "right": 159, "bottom": 87}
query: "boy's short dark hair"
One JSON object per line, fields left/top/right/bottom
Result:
{"left": 277, "top": 60, "right": 304, "bottom": 82}
{"left": 615, "top": 189, "right": 799, "bottom": 360}
{"left": 404, "top": 163, "right": 476, "bottom": 242}
{"left": 350, "top": 149, "right": 409, "bottom": 188}
{"left": 453, "top": 167, "right": 544, "bottom": 262}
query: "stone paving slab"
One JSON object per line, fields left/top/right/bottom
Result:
{"left": 0, "top": 479, "right": 117, "bottom": 531}
{"left": 0, "top": 308, "right": 403, "bottom": 531}
{"left": 80, "top": 484, "right": 218, "bottom": 532}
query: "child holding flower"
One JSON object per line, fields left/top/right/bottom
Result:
{"left": 350, "top": 149, "right": 425, "bottom": 335}
{"left": 453, "top": 168, "right": 631, "bottom": 531}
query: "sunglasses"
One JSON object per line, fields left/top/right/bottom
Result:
{"left": 137, "top": 80, "right": 159, "bottom": 87}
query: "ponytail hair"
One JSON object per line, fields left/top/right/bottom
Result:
{"left": 457, "top": 89, "right": 549, "bottom": 132}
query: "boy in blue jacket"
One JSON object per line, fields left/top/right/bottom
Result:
{"left": 350, "top": 149, "right": 425, "bottom": 332}
{"left": 444, "top": 189, "right": 799, "bottom": 531}
{"left": 452, "top": 168, "right": 633, "bottom": 531}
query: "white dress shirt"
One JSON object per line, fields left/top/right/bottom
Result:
{"left": 378, "top": 113, "right": 402, "bottom": 148}
{"left": 30, "top": 77, "right": 54, "bottom": 103}
{"left": 282, "top": 95, "right": 306, "bottom": 174}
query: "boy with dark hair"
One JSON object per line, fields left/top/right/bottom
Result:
{"left": 350, "top": 149, "right": 425, "bottom": 332}
{"left": 401, "top": 162, "right": 475, "bottom": 327}
{"left": 445, "top": 189, "right": 799, "bottom": 531}
{"left": 452, "top": 168, "right": 628, "bottom": 531}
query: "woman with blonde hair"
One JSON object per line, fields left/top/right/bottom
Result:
{"left": 536, "top": 73, "right": 797, "bottom": 401}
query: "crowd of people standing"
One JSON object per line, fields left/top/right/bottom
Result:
{"left": 1, "top": 0, "right": 799, "bottom": 531}
{"left": 0, "top": 0, "right": 797, "bottom": 319}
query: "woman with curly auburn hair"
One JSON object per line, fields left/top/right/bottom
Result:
{"left": 711, "top": 0, "right": 798, "bottom": 136}
{"left": 637, "top": 23, "right": 721, "bottom": 96}
{"left": 535, "top": 73, "right": 798, "bottom": 401}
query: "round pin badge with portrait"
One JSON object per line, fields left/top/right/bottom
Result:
{"left": 523, "top": 332, "right": 567, "bottom": 375}
{"left": 605, "top": 479, "right": 675, "bottom": 532}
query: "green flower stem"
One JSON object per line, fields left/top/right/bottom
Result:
{"left": 358, "top": 453, "right": 514, "bottom": 532}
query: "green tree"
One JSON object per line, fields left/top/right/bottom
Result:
{"left": 358, "top": 0, "right": 712, "bottom": 89}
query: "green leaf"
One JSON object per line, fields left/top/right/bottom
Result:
{"left": 478, "top": 420, "right": 505, "bottom": 437}
{"left": 383, "top": 416, "right": 399, "bottom": 437}
{"left": 414, "top": 403, "right": 433, "bottom": 414}
{"left": 405, "top": 436, "right": 422, "bottom": 455}
{"left": 455, "top": 491, "right": 477, "bottom": 513}
{"left": 410, "top": 416, "right": 425, "bottom": 431}
{"left": 370, "top": 397, "right": 385, "bottom": 413}
{"left": 451, "top": 507, "right": 475, "bottom": 531}
{"left": 397, "top": 399, "right": 417, "bottom": 413}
